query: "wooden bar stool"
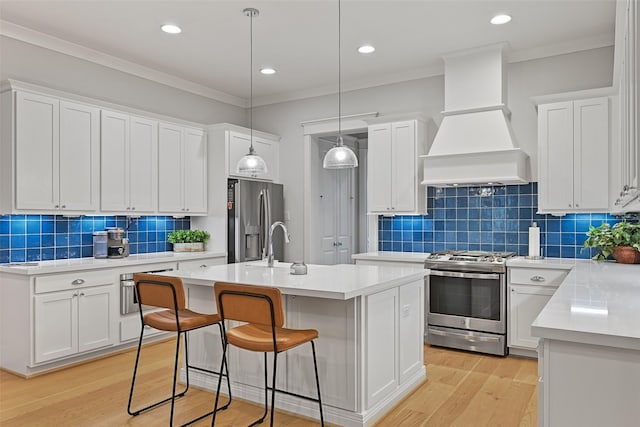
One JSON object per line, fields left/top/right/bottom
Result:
{"left": 127, "top": 273, "right": 231, "bottom": 426}
{"left": 211, "top": 282, "right": 324, "bottom": 427}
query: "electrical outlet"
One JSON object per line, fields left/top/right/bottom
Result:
{"left": 402, "top": 304, "right": 410, "bottom": 317}
{"left": 284, "top": 211, "right": 290, "bottom": 221}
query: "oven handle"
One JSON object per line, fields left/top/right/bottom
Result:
{"left": 430, "top": 328, "right": 501, "bottom": 343}
{"left": 428, "top": 270, "right": 500, "bottom": 280}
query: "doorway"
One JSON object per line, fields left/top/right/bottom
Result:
{"left": 308, "top": 135, "right": 366, "bottom": 265}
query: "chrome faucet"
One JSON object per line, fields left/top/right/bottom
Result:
{"left": 267, "top": 221, "right": 290, "bottom": 267}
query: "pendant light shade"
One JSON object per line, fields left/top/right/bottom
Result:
{"left": 323, "top": 0, "right": 358, "bottom": 170}
{"left": 236, "top": 7, "right": 268, "bottom": 177}
{"left": 323, "top": 136, "right": 358, "bottom": 169}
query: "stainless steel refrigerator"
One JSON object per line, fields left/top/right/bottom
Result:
{"left": 227, "top": 178, "right": 285, "bottom": 263}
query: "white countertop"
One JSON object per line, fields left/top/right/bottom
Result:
{"left": 507, "top": 257, "right": 577, "bottom": 270}
{"left": 0, "top": 251, "right": 227, "bottom": 275}
{"left": 162, "top": 260, "right": 428, "bottom": 300}
{"left": 529, "top": 259, "right": 640, "bottom": 350}
{"left": 351, "top": 251, "right": 431, "bottom": 263}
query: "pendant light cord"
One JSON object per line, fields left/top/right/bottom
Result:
{"left": 337, "top": 0, "right": 342, "bottom": 146}
{"left": 249, "top": 8, "right": 254, "bottom": 153}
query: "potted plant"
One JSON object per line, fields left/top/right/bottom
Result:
{"left": 168, "top": 230, "right": 210, "bottom": 252}
{"left": 583, "top": 221, "right": 640, "bottom": 263}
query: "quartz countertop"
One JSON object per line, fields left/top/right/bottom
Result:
{"left": 351, "top": 251, "right": 431, "bottom": 263}
{"left": 507, "top": 257, "right": 579, "bottom": 270}
{"left": 529, "top": 259, "right": 640, "bottom": 350}
{"left": 161, "top": 260, "right": 428, "bottom": 300}
{"left": 0, "top": 251, "right": 227, "bottom": 275}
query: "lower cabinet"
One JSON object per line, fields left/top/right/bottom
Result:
{"left": 34, "top": 283, "right": 117, "bottom": 363}
{"left": 507, "top": 266, "right": 570, "bottom": 353}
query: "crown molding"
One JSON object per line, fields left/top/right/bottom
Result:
{"left": 0, "top": 20, "right": 247, "bottom": 108}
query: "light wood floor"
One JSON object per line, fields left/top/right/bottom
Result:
{"left": 0, "top": 340, "right": 538, "bottom": 426}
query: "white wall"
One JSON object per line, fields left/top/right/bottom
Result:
{"left": 252, "top": 47, "right": 614, "bottom": 260}
{"left": 0, "top": 36, "right": 246, "bottom": 125}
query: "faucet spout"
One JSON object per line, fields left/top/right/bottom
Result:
{"left": 267, "top": 221, "right": 290, "bottom": 267}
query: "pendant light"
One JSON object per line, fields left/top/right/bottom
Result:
{"left": 323, "top": 0, "right": 358, "bottom": 169}
{"left": 236, "top": 7, "right": 268, "bottom": 177}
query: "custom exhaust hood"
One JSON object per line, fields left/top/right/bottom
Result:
{"left": 421, "top": 43, "right": 530, "bottom": 186}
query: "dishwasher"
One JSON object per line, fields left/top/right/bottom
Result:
{"left": 120, "top": 268, "right": 174, "bottom": 315}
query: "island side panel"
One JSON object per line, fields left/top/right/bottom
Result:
{"left": 286, "top": 294, "right": 358, "bottom": 411}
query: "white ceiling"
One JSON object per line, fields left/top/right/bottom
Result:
{"left": 0, "top": 0, "right": 616, "bottom": 107}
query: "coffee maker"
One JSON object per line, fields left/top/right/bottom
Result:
{"left": 106, "top": 227, "right": 130, "bottom": 258}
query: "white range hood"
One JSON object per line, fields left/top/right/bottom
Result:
{"left": 422, "top": 43, "right": 530, "bottom": 186}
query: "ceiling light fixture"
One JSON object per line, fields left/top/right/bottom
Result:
{"left": 161, "top": 24, "right": 182, "bottom": 34}
{"left": 260, "top": 67, "right": 276, "bottom": 75}
{"left": 490, "top": 14, "right": 512, "bottom": 25}
{"left": 323, "top": 0, "right": 358, "bottom": 170}
{"left": 236, "top": 8, "right": 268, "bottom": 177}
{"left": 358, "top": 44, "right": 375, "bottom": 54}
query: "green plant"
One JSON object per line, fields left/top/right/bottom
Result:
{"left": 583, "top": 221, "right": 640, "bottom": 260}
{"left": 168, "top": 229, "right": 210, "bottom": 244}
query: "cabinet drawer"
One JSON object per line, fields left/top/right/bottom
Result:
{"left": 178, "top": 257, "right": 226, "bottom": 271}
{"left": 509, "top": 268, "right": 569, "bottom": 286}
{"left": 35, "top": 270, "right": 115, "bottom": 294}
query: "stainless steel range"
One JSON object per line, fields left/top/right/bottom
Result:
{"left": 424, "top": 250, "right": 515, "bottom": 356}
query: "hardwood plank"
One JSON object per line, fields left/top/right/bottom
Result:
{"left": 1, "top": 341, "right": 538, "bottom": 426}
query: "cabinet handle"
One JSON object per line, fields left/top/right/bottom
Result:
{"left": 530, "top": 275, "right": 546, "bottom": 282}
{"left": 186, "top": 208, "right": 190, "bottom": 212}
{"left": 61, "top": 205, "right": 66, "bottom": 209}
{"left": 568, "top": 203, "right": 572, "bottom": 207}
{"left": 132, "top": 207, "right": 136, "bottom": 211}
{"left": 55, "top": 205, "right": 59, "bottom": 209}
{"left": 575, "top": 203, "right": 579, "bottom": 207}
{"left": 126, "top": 207, "right": 130, "bottom": 210}
{"left": 71, "top": 279, "right": 85, "bottom": 285}
{"left": 72, "top": 293, "right": 78, "bottom": 297}
{"left": 79, "top": 292, "right": 85, "bottom": 297}
{"left": 200, "top": 264, "right": 207, "bottom": 268}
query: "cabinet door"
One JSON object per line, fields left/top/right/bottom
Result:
{"left": 59, "top": 101, "right": 99, "bottom": 212}
{"left": 78, "top": 285, "right": 116, "bottom": 353}
{"left": 391, "top": 121, "right": 416, "bottom": 212}
{"left": 508, "top": 285, "right": 556, "bottom": 350}
{"left": 538, "top": 102, "right": 574, "bottom": 211}
{"left": 399, "top": 280, "right": 423, "bottom": 384}
{"left": 34, "top": 290, "right": 77, "bottom": 363}
{"left": 573, "top": 98, "right": 609, "bottom": 211}
{"left": 15, "top": 92, "right": 59, "bottom": 210}
{"left": 368, "top": 124, "right": 392, "bottom": 213}
{"left": 101, "top": 110, "right": 129, "bottom": 212}
{"left": 183, "top": 127, "right": 207, "bottom": 214}
{"left": 129, "top": 116, "right": 157, "bottom": 213}
{"left": 158, "top": 123, "right": 184, "bottom": 213}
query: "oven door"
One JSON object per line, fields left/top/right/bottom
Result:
{"left": 426, "top": 269, "right": 505, "bottom": 334}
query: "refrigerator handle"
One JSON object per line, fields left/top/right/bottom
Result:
{"left": 260, "top": 188, "right": 272, "bottom": 259}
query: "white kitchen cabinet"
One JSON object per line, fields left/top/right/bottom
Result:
{"left": 228, "top": 131, "right": 278, "bottom": 181}
{"left": 14, "top": 92, "right": 99, "bottom": 213}
{"left": 101, "top": 110, "right": 157, "bottom": 214}
{"left": 538, "top": 97, "right": 609, "bottom": 213}
{"left": 368, "top": 119, "right": 428, "bottom": 215}
{"left": 177, "top": 256, "right": 226, "bottom": 272}
{"left": 158, "top": 123, "right": 207, "bottom": 215}
{"left": 612, "top": 0, "right": 639, "bottom": 213}
{"left": 507, "top": 266, "right": 569, "bottom": 355}
{"left": 34, "top": 280, "right": 116, "bottom": 364}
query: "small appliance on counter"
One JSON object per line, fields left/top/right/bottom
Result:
{"left": 106, "top": 227, "right": 130, "bottom": 258}
{"left": 93, "top": 231, "right": 108, "bottom": 259}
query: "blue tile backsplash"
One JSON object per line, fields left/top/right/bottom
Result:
{"left": 378, "top": 183, "right": 623, "bottom": 259}
{"left": 0, "top": 215, "right": 190, "bottom": 264}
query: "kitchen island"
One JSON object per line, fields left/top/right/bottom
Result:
{"left": 162, "top": 261, "right": 428, "bottom": 427}
{"left": 526, "top": 259, "right": 640, "bottom": 427}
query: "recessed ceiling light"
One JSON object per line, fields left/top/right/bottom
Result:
{"left": 490, "top": 14, "right": 512, "bottom": 25}
{"left": 357, "top": 44, "right": 375, "bottom": 54}
{"left": 161, "top": 24, "right": 182, "bottom": 34}
{"left": 260, "top": 68, "right": 276, "bottom": 75}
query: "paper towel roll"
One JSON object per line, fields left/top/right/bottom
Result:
{"left": 528, "top": 222, "right": 540, "bottom": 257}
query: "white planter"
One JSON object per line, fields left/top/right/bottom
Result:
{"left": 173, "top": 243, "right": 191, "bottom": 252}
{"left": 189, "top": 242, "right": 204, "bottom": 252}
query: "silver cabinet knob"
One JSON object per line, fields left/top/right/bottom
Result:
{"left": 71, "top": 279, "right": 85, "bottom": 285}
{"left": 79, "top": 292, "right": 85, "bottom": 297}
{"left": 531, "top": 275, "right": 546, "bottom": 282}
{"left": 126, "top": 207, "right": 130, "bottom": 210}
{"left": 61, "top": 205, "right": 66, "bottom": 209}
{"left": 55, "top": 205, "right": 59, "bottom": 208}
{"left": 131, "top": 207, "right": 135, "bottom": 210}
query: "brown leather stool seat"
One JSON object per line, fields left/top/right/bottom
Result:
{"left": 127, "top": 273, "right": 231, "bottom": 427}
{"left": 211, "top": 282, "right": 324, "bottom": 427}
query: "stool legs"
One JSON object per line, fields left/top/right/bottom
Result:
{"left": 311, "top": 340, "right": 325, "bottom": 426}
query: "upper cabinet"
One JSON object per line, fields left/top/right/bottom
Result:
{"left": 9, "top": 91, "right": 100, "bottom": 214}
{"left": 537, "top": 97, "right": 609, "bottom": 214}
{"left": 612, "top": 0, "right": 639, "bottom": 213}
{"left": 101, "top": 111, "right": 158, "bottom": 214}
{"left": 368, "top": 119, "right": 429, "bottom": 215}
{"left": 158, "top": 123, "right": 207, "bottom": 215}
